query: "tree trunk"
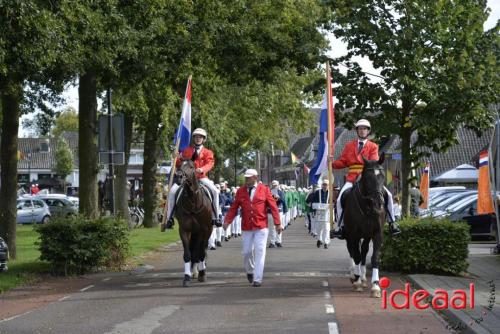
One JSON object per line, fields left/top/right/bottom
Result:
{"left": 401, "top": 109, "right": 412, "bottom": 217}
{"left": 142, "top": 110, "right": 160, "bottom": 228}
{"left": 78, "top": 71, "right": 99, "bottom": 218}
{"left": 0, "top": 84, "right": 21, "bottom": 259}
{"left": 114, "top": 114, "right": 133, "bottom": 222}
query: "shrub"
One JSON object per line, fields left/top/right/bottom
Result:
{"left": 381, "top": 217, "right": 470, "bottom": 275}
{"left": 36, "top": 216, "right": 130, "bottom": 275}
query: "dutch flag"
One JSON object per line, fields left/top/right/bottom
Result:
{"left": 174, "top": 76, "right": 192, "bottom": 152}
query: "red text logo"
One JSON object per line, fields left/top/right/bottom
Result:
{"left": 380, "top": 277, "right": 475, "bottom": 310}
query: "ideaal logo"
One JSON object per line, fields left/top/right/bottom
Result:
{"left": 379, "top": 277, "right": 475, "bottom": 310}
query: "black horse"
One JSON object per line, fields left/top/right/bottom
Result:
{"left": 176, "top": 160, "right": 213, "bottom": 287}
{"left": 343, "top": 154, "right": 386, "bottom": 298}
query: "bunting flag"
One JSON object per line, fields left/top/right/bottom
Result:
{"left": 291, "top": 152, "right": 299, "bottom": 165}
{"left": 477, "top": 151, "right": 494, "bottom": 214}
{"left": 309, "top": 94, "right": 333, "bottom": 185}
{"left": 419, "top": 163, "right": 430, "bottom": 209}
{"left": 173, "top": 77, "right": 192, "bottom": 152}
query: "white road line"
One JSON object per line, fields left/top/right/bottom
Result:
{"left": 322, "top": 280, "right": 329, "bottom": 287}
{"left": 325, "top": 304, "right": 335, "bottom": 314}
{"left": 102, "top": 277, "right": 111, "bottom": 282}
{"left": 79, "top": 285, "right": 95, "bottom": 292}
{"left": 0, "top": 311, "right": 32, "bottom": 323}
{"left": 324, "top": 291, "right": 331, "bottom": 299}
{"left": 58, "top": 295, "right": 71, "bottom": 301}
{"left": 103, "top": 305, "right": 179, "bottom": 334}
{"left": 328, "top": 322, "right": 339, "bottom": 334}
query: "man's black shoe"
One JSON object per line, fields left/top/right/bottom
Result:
{"left": 209, "top": 246, "right": 216, "bottom": 250}
{"left": 276, "top": 243, "right": 282, "bottom": 248}
{"left": 317, "top": 240, "right": 322, "bottom": 248}
{"left": 166, "top": 218, "right": 175, "bottom": 229}
{"left": 216, "top": 241, "right": 222, "bottom": 247}
{"left": 247, "top": 273, "right": 254, "bottom": 283}
{"left": 268, "top": 243, "right": 275, "bottom": 248}
{"left": 389, "top": 222, "right": 401, "bottom": 236}
{"left": 324, "top": 244, "right": 328, "bottom": 249}
{"left": 252, "top": 281, "right": 261, "bottom": 287}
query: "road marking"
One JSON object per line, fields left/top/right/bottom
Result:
{"left": 79, "top": 285, "right": 95, "bottom": 292}
{"left": 58, "top": 295, "right": 71, "bottom": 301}
{"left": 102, "top": 277, "right": 111, "bottom": 282}
{"left": 328, "top": 322, "right": 339, "bottom": 334}
{"left": 324, "top": 291, "right": 331, "bottom": 299}
{"left": 103, "top": 305, "right": 179, "bottom": 334}
{"left": 322, "top": 280, "right": 329, "bottom": 287}
{"left": 0, "top": 311, "right": 32, "bottom": 323}
{"left": 325, "top": 304, "right": 335, "bottom": 314}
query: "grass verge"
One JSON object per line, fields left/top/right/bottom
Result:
{"left": 0, "top": 224, "right": 179, "bottom": 293}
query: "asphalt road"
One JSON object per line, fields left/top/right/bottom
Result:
{"left": 0, "top": 217, "right": 451, "bottom": 334}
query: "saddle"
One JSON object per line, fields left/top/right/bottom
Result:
{"left": 340, "top": 182, "right": 389, "bottom": 211}
{"left": 174, "top": 182, "right": 213, "bottom": 206}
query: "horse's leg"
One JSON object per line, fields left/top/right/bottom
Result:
{"left": 360, "top": 238, "right": 371, "bottom": 288}
{"left": 346, "top": 241, "right": 356, "bottom": 283}
{"left": 351, "top": 239, "right": 364, "bottom": 292}
{"left": 197, "top": 232, "right": 209, "bottom": 282}
{"left": 370, "top": 231, "right": 383, "bottom": 298}
{"left": 180, "top": 229, "right": 192, "bottom": 287}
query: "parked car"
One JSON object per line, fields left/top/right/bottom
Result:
{"left": 432, "top": 194, "right": 498, "bottom": 239}
{"left": 421, "top": 191, "right": 477, "bottom": 217}
{"left": 0, "top": 237, "right": 8, "bottom": 272}
{"left": 16, "top": 198, "right": 51, "bottom": 224}
{"left": 36, "top": 195, "right": 78, "bottom": 217}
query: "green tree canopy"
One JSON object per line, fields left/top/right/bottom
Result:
{"left": 328, "top": 0, "right": 499, "bottom": 214}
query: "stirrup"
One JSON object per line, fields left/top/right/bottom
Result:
{"left": 330, "top": 226, "right": 345, "bottom": 239}
{"left": 389, "top": 222, "right": 401, "bottom": 236}
{"left": 166, "top": 218, "right": 175, "bottom": 229}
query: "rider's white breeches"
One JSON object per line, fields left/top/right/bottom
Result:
{"left": 336, "top": 182, "right": 395, "bottom": 227}
{"left": 167, "top": 178, "right": 220, "bottom": 219}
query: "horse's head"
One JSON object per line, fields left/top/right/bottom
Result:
{"left": 179, "top": 159, "right": 198, "bottom": 191}
{"left": 361, "top": 153, "right": 386, "bottom": 210}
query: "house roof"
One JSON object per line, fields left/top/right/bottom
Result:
{"left": 433, "top": 164, "right": 478, "bottom": 183}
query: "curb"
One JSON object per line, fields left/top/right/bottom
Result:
{"left": 405, "top": 275, "right": 490, "bottom": 334}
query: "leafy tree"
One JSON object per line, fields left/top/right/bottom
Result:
{"left": 0, "top": 1, "right": 64, "bottom": 258}
{"left": 328, "top": 0, "right": 499, "bottom": 215}
{"left": 52, "top": 107, "right": 79, "bottom": 137}
{"left": 53, "top": 138, "right": 74, "bottom": 193}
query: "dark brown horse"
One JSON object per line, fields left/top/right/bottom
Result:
{"left": 343, "top": 154, "right": 386, "bottom": 298}
{"left": 176, "top": 160, "right": 213, "bottom": 287}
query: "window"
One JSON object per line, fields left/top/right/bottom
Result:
{"left": 23, "top": 201, "right": 32, "bottom": 209}
{"left": 33, "top": 200, "right": 44, "bottom": 208}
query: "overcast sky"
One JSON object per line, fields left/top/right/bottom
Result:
{"left": 19, "top": 2, "right": 499, "bottom": 137}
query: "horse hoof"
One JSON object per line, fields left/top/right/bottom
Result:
{"left": 371, "top": 284, "right": 381, "bottom": 298}
{"left": 198, "top": 270, "right": 206, "bottom": 282}
{"left": 183, "top": 275, "right": 191, "bottom": 287}
{"left": 352, "top": 282, "right": 364, "bottom": 292}
{"left": 362, "top": 279, "right": 368, "bottom": 288}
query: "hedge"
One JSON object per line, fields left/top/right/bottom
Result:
{"left": 36, "top": 217, "right": 130, "bottom": 275}
{"left": 381, "top": 217, "right": 470, "bottom": 275}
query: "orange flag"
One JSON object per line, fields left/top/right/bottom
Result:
{"left": 477, "top": 151, "right": 494, "bottom": 214}
{"left": 419, "top": 163, "right": 430, "bottom": 209}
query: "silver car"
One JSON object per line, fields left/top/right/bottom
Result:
{"left": 16, "top": 198, "right": 51, "bottom": 224}
{"left": 38, "top": 197, "right": 78, "bottom": 217}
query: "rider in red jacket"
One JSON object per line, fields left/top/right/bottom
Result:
{"left": 165, "top": 128, "right": 221, "bottom": 229}
{"left": 331, "top": 119, "right": 401, "bottom": 239}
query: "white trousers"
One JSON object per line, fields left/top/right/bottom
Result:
{"left": 336, "top": 182, "right": 395, "bottom": 226}
{"left": 318, "top": 220, "right": 330, "bottom": 244}
{"left": 242, "top": 228, "right": 269, "bottom": 283}
{"left": 167, "top": 177, "right": 221, "bottom": 219}
{"left": 268, "top": 213, "right": 283, "bottom": 244}
{"left": 209, "top": 229, "right": 216, "bottom": 248}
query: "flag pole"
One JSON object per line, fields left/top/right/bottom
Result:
{"left": 161, "top": 75, "right": 192, "bottom": 230}
{"left": 326, "top": 63, "right": 335, "bottom": 230}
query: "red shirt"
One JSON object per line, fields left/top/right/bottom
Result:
{"left": 175, "top": 146, "right": 214, "bottom": 179}
{"left": 225, "top": 183, "right": 281, "bottom": 231}
{"left": 332, "top": 139, "right": 379, "bottom": 183}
